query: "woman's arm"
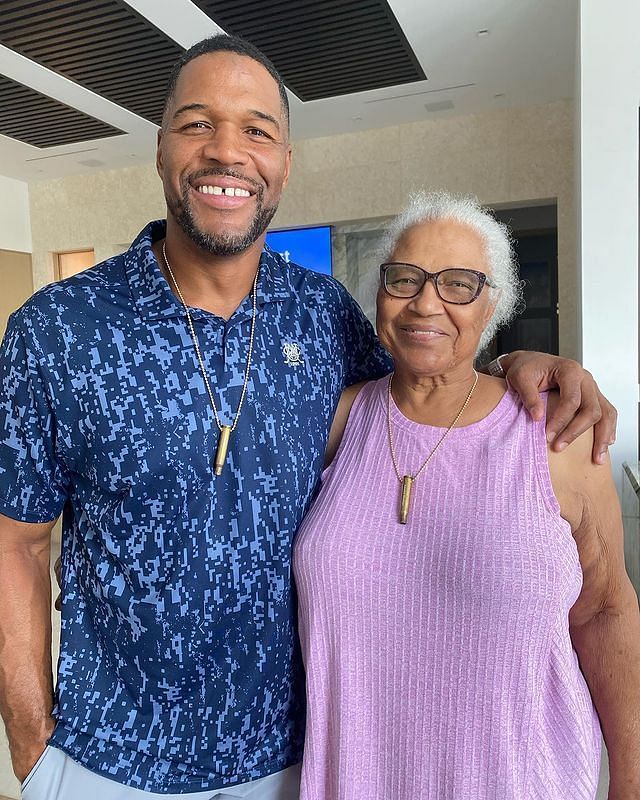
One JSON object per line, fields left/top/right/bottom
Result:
{"left": 324, "top": 381, "right": 368, "bottom": 468}
{"left": 549, "top": 418, "right": 640, "bottom": 800}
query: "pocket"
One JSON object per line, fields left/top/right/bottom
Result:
{"left": 20, "top": 745, "right": 51, "bottom": 792}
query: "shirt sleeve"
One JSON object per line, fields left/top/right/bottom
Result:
{"left": 337, "top": 282, "right": 393, "bottom": 385}
{"left": 0, "top": 312, "right": 69, "bottom": 523}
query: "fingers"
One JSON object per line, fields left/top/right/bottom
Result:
{"left": 550, "top": 408, "right": 598, "bottom": 452}
{"left": 501, "top": 351, "right": 576, "bottom": 421}
{"left": 521, "top": 392, "right": 545, "bottom": 422}
{"left": 549, "top": 370, "right": 607, "bottom": 454}
{"left": 546, "top": 376, "right": 586, "bottom": 447}
{"left": 591, "top": 392, "right": 618, "bottom": 465}
{"left": 505, "top": 367, "right": 545, "bottom": 421}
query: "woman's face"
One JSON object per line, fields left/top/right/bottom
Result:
{"left": 376, "top": 218, "right": 497, "bottom": 379}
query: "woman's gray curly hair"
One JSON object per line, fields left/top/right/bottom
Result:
{"left": 379, "top": 191, "right": 523, "bottom": 351}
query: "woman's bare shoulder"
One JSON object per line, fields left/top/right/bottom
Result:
{"left": 546, "top": 390, "right": 595, "bottom": 468}
{"left": 546, "top": 389, "right": 602, "bottom": 529}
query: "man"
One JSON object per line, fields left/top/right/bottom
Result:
{"left": 0, "top": 35, "right": 616, "bottom": 800}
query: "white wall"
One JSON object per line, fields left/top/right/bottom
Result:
{"left": 577, "top": 0, "right": 640, "bottom": 485}
{"left": 0, "top": 175, "right": 31, "bottom": 253}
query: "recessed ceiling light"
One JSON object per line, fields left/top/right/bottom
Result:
{"left": 425, "top": 100, "right": 454, "bottom": 112}
{"left": 476, "top": 29, "right": 490, "bottom": 37}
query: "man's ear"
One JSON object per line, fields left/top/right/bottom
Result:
{"left": 156, "top": 128, "right": 164, "bottom": 178}
{"left": 282, "top": 145, "right": 292, "bottom": 189}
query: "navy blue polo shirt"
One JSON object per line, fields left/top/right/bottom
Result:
{"left": 0, "top": 221, "right": 391, "bottom": 793}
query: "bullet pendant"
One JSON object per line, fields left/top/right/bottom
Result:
{"left": 214, "top": 425, "right": 232, "bottom": 476}
{"left": 400, "top": 475, "right": 413, "bottom": 524}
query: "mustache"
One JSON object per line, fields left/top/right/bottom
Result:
{"left": 183, "top": 168, "right": 263, "bottom": 195}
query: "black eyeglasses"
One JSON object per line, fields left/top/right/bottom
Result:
{"left": 380, "top": 263, "right": 497, "bottom": 305}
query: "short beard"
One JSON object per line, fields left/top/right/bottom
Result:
{"left": 167, "top": 171, "right": 279, "bottom": 256}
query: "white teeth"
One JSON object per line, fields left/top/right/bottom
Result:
{"left": 197, "top": 185, "right": 251, "bottom": 197}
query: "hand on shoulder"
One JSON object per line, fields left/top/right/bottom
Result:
{"left": 499, "top": 350, "right": 617, "bottom": 464}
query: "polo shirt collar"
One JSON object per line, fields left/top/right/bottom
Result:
{"left": 126, "top": 220, "right": 294, "bottom": 322}
{"left": 256, "top": 244, "right": 295, "bottom": 305}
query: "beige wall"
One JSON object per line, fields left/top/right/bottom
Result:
{"left": 0, "top": 249, "right": 33, "bottom": 341}
{"left": 29, "top": 164, "right": 165, "bottom": 292}
{"left": 29, "top": 100, "right": 576, "bottom": 356}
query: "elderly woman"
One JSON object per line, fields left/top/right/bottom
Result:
{"left": 293, "top": 192, "right": 640, "bottom": 800}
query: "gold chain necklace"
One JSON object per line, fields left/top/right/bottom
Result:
{"left": 162, "top": 241, "right": 259, "bottom": 476}
{"left": 387, "top": 370, "right": 478, "bottom": 524}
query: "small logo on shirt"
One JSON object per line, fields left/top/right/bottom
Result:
{"left": 282, "top": 341, "right": 304, "bottom": 366}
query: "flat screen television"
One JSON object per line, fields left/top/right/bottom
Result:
{"left": 266, "top": 225, "right": 332, "bottom": 276}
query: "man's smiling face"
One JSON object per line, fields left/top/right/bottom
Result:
{"left": 157, "top": 50, "right": 292, "bottom": 256}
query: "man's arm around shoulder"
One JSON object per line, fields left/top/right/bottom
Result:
{"left": 0, "top": 512, "right": 57, "bottom": 782}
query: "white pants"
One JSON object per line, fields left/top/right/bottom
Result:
{"left": 21, "top": 746, "right": 301, "bottom": 800}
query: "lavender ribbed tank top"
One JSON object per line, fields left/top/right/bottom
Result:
{"left": 293, "top": 378, "right": 601, "bottom": 800}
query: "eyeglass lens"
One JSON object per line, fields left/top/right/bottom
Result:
{"left": 384, "top": 264, "right": 482, "bottom": 303}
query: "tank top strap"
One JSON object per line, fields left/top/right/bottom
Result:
{"left": 321, "top": 376, "right": 389, "bottom": 483}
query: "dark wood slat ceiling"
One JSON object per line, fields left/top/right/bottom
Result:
{"left": 0, "top": 0, "right": 426, "bottom": 151}
{"left": 0, "top": 75, "right": 123, "bottom": 148}
{"left": 0, "top": 0, "right": 182, "bottom": 127}
{"left": 192, "top": 0, "right": 426, "bottom": 100}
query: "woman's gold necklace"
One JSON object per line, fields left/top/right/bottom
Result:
{"left": 162, "top": 241, "right": 258, "bottom": 476}
{"left": 387, "top": 370, "right": 478, "bottom": 524}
